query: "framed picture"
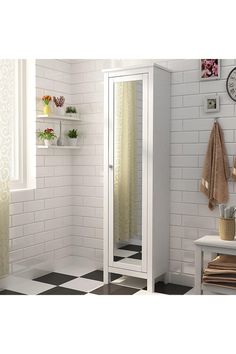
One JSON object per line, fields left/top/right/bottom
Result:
{"left": 200, "top": 59, "right": 220, "bottom": 80}
{"left": 204, "top": 95, "right": 220, "bottom": 113}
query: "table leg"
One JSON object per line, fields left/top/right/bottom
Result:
{"left": 195, "top": 246, "right": 203, "bottom": 295}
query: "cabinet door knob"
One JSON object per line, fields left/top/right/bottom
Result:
{"left": 109, "top": 165, "right": 113, "bottom": 169}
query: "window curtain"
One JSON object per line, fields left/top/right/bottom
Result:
{"left": 114, "top": 81, "right": 137, "bottom": 242}
{"left": 0, "top": 60, "right": 13, "bottom": 277}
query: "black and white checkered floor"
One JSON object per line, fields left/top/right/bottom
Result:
{"left": 0, "top": 256, "right": 193, "bottom": 295}
{"left": 114, "top": 244, "right": 142, "bottom": 264}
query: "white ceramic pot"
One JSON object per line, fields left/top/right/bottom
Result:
{"left": 55, "top": 106, "right": 65, "bottom": 115}
{"left": 66, "top": 113, "right": 77, "bottom": 118}
{"left": 68, "top": 138, "right": 77, "bottom": 146}
{"left": 44, "top": 139, "right": 53, "bottom": 146}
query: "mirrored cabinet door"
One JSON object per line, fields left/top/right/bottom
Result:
{"left": 108, "top": 74, "right": 148, "bottom": 272}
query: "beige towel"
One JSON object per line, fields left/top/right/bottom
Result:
{"left": 202, "top": 281, "right": 236, "bottom": 290}
{"left": 203, "top": 274, "right": 236, "bottom": 282}
{"left": 203, "top": 267, "right": 236, "bottom": 275}
{"left": 200, "top": 121, "right": 229, "bottom": 210}
{"left": 207, "top": 255, "right": 236, "bottom": 270}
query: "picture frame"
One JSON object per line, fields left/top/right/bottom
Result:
{"left": 200, "top": 59, "right": 220, "bottom": 80}
{"left": 204, "top": 94, "right": 220, "bottom": 113}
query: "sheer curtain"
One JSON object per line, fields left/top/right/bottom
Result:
{"left": 0, "top": 60, "right": 13, "bottom": 277}
{"left": 114, "top": 81, "right": 137, "bottom": 242}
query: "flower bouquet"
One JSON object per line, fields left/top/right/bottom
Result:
{"left": 53, "top": 96, "right": 65, "bottom": 115}
{"left": 42, "top": 95, "right": 52, "bottom": 115}
{"left": 38, "top": 128, "right": 57, "bottom": 146}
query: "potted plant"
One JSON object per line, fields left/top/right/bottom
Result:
{"left": 53, "top": 96, "right": 65, "bottom": 115}
{"left": 65, "top": 106, "right": 78, "bottom": 117}
{"left": 42, "top": 95, "right": 52, "bottom": 115}
{"left": 38, "top": 128, "right": 57, "bottom": 146}
{"left": 67, "top": 129, "right": 79, "bottom": 146}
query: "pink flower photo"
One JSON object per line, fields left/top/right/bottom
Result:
{"left": 200, "top": 59, "right": 220, "bottom": 80}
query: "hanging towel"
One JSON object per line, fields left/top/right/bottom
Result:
{"left": 232, "top": 156, "right": 236, "bottom": 181}
{"left": 200, "top": 121, "right": 229, "bottom": 210}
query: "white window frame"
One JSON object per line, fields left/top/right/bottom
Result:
{"left": 10, "top": 59, "right": 36, "bottom": 191}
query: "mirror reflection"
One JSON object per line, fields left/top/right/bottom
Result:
{"left": 113, "top": 80, "right": 143, "bottom": 266}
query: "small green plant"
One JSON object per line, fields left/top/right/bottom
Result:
{"left": 66, "top": 106, "right": 77, "bottom": 114}
{"left": 38, "top": 128, "right": 57, "bottom": 141}
{"left": 67, "top": 129, "right": 78, "bottom": 139}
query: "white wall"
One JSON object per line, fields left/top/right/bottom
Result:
{"left": 70, "top": 61, "right": 104, "bottom": 263}
{"left": 9, "top": 58, "right": 236, "bottom": 286}
{"left": 9, "top": 59, "right": 73, "bottom": 273}
{"left": 69, "top": 59, "right": 236, "bottom": 286}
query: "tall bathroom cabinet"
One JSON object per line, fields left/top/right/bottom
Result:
{"left": 103, "top": 64, "right": 171, "bottom": 292}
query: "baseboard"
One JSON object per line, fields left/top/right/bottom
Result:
{"left": 168, "top": 272, "right": 194, "bottom": 288}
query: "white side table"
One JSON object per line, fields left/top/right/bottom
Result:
{"left": 194, "top": 235, "right": 236, "bottom": 295}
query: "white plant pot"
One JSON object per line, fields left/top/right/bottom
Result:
{"left": 55, "top": 106, "right": 65, "bottom": 115}
{"left": 66, "top": 113, "right": 77, "bottom": 118}
{"left": 68, "top": 138, "right": 78, "bottom": 146}
{"left": 44, "top": 139, "right": 53, "bottom": 146}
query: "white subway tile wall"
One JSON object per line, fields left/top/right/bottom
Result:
{"left": 9, "top": 59, "right": 236, "bottom": 286}
{"left": 70, "top": 59, "right": 236, "bottom": 286}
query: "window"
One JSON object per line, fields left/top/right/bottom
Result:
{"left": 10, "top": 59, "right": 36, "bottom": 190}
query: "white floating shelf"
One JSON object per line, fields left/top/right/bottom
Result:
{"left": 37, "top": 145, "right": 80, "bottom": 149}
{"left": 37, "top": 114, "right": 80, "bottom": 122}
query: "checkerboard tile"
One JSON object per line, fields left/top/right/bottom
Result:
{"left": 91, "top": 283, "right": 139, "bottom": 295}
{"left": 112, "top": 275, "right": 147, "bottom": 289}
{"left": 81, "top": 270, "right": 122, "bottom": 282}
{"left": 0, "top": 275, "right": 54, "bottom": 295}
{"left": 113, "top": 244, "right": 142, "bottom": 265}
{"left": 39, "top": 287, "right": 86, "bottom": 295}
{"left": 113, "top": 249, "right": 137, "bottom": 258}
{"left": 128, "top": 252, "right": 142, "bottom": 260}
{"left": 62, "top": 277, "right": 103, "bottom": 293}
{"left": 0, "top": 256, "right": 192, "bottom": 295}
{"left": 119, "top": 244, "right": 142, "bottom": 252}
{"left": 143, "top": 281, "right": 192, "bottom": 295}
{"left": 33, "top": 272, "right": 77, "bottom": 286}
{"left": 0, "top": 290, "right": 24, "bottom": 295}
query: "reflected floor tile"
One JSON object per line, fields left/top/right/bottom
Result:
{"left": 119, "top": 244, "right": 142, "bottom": 252}
{"left": 112, "top": 275, "right": 146, "bottom": 289}
{"left": 128, "top": 252, "right": 142, "bottom": 260}
{"left": 114, "top": 256, "right": 124, "bottom": 262}
{"left": 81, "top": 270, "right": 122, "bottom": 282}
{"left": 114, "top": 249, "right": 137, "bottom": 258}
{"left": 116, "top": 258, "right": 142, "bottom": 266}
{"left": 63, "top": 278, "right": 103, "bottom": 293}
{"left": 91, "top": 283, "right": 139, "bottom": 295}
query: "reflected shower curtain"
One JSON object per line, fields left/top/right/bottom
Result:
{"left": 114, "top": 81, "right": 137, "bottom": 242}
{"left": 0, "top": 60, "right": 12, "bottom": 277}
